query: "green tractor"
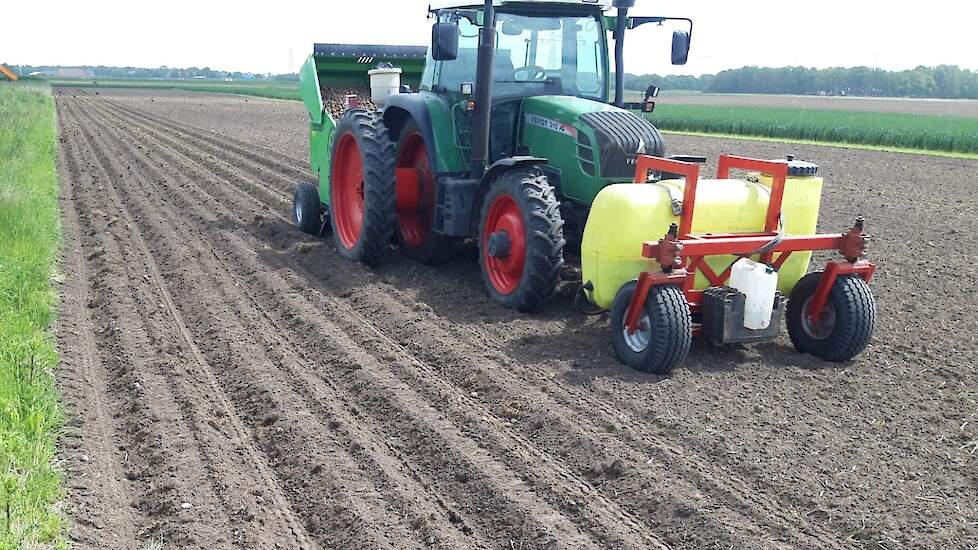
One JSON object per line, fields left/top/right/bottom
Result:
{"left": 294, "top": 0, "right": 692, "bottom": 312}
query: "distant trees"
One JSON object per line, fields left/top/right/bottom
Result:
{"left": 17, "top": 64, "right": 299, "bottom": 81}
{"left": 14, "top": 61, "right": 978, "bottom": 97}
{"left": 626, "top": 65, "right": 978, "bottom": 99}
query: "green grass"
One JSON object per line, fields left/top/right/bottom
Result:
{"left": 0, "top": 82, "right": 67, "bottom": 549}
{"left": 50, "top": 77, "right": 300, "bottom": 101}
{"left": 648, "top": 104, "right": 978, "bottom": 154}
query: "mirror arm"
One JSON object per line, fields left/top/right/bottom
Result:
{"left": 628, "top": 16, "right": 694, "bottom": 41}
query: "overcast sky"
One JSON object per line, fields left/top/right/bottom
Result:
{"left": 3, "top": 1, "right": 976, "bottom": 76}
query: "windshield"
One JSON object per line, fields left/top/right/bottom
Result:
{"left": 435, "top": 12, "right": 607, "bottom": 101}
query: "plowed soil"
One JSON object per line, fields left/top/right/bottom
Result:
{"left": 53, "top": 88, "right": 977, "bottom": 550}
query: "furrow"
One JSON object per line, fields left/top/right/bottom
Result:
{"left": 74, "top": 96, "right": 495, "bottom": 550}
{"left": 101, "top": 96, "right": 309, "bottom": 180}
{"left": 59, "top": 99, "right": 242, "bottom": 548}
{"left": 80, "top": 98, "right": 736, "bottom": 548}
{"left": 54, "top": 102, "right": 142, "bottom": 549}
{"left": 61, "top": 98, "right": 316, "bottom": 549}
{"left": 84, "top": 98, "right": 292, "bottom": 207}
{"left": 73, "top": 97, "right": 606, "bottom": 549}
{"left": 86, "top": 94, "right": 847, "bottom": 548}
{"left": 82, "top": 96, "right": 685, "bottom": 549}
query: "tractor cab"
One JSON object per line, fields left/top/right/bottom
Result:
{"left": 424, "top": 6, "right": 610, "bottom": 104}
{"left": 418, "top": 0, "right": 691, "bottom": 195}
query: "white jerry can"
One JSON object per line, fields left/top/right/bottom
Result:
{"left": 728, "top": 258, "right": 780, "bottom": 330}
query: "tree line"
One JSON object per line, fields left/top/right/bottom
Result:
{"left": 9, "top": 64, "right": 299, "bottom": 81}
{"left": 625, "top": 65, "right": 978, "bottom": 99}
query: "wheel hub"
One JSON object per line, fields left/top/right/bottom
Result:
{"left": 802, "top": 297, "right": 837, "bottom": 340}
{"left": 482, "top": 194, "right": 527, "bottom": 295}
{"left": 331, "top": 133, "right": 365, "bottom": 249}
{"left": 395, "top": 132, "right": 434, "bottom": 248}
{"left": 622, "top": 312, "right": 652, "bottom": 353}
{"left": 487, "top": 231, "right": 512, "bottom": 259}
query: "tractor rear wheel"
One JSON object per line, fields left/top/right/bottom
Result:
{"left": 293, "top": 182, "right": 322, "bottom": 235}
{"left": 610, "top": 281, "right": 693, "bottom": 375}
{"left": 478, "top": 169, "right": 565, "bottom": 312}
{"left": 394, "top": 120, "right": 455, "bottom": 265}
{"left": 787, "top": 272, "right": 876, "bottom": 362}
{"left": 329, "top": 109, "right": 396, "bottom": 267}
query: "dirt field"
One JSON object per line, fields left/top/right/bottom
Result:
{"left": 53, "top": 88, "right": 977, "bottom": 550}
{"left": 646, "top": 92, "right": 978, "bottom": 118}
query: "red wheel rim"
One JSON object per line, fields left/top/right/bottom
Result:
{"left": 332, "top": 133, "right": 364, "bottom": 249}
{"left": 396, "top": 132, "right": 434, "bottom": 247}
{"left": 482, "top": 194, "right": 526, "bottom": 295}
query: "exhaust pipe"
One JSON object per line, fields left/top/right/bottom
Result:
{"left": 470, "top": 0, "right": 497, "bottom": 179}
{"left": 613, "top": 0, "right": 635, "bottom": 107}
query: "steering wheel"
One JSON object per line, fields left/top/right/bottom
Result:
{"left": 513, "top": 65, "right": 548, "bottom": 81}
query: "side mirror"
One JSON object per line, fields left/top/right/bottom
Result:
{"left": 644, "top": 85, "right": 660, "bottom": 100}
{"left": 431, "top": 22, "right": 459, "bottom": 61}
{"left": 671, "top": 30, "right": 690, "bottom": 65}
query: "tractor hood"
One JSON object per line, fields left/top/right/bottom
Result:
{"left": 519, "top": 96, "right": 665, "bottom": 199}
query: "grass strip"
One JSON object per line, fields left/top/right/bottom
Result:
{"left": 0, "top": 82, "right": 67, "bottom": 549}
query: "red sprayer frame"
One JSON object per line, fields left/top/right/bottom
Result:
{"left": 623, "top": 155, "right": 876, "bottom": 334}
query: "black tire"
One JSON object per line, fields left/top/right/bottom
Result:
{"left": 786, "top": 271, "right": 876, "bottom": 362}
{"left": 478, "top": 169, "right": 565, "bottom": 312}
{"left": 329, "top": 109, "right": 395, "bottom": 267}
{"left": 394, "top": 119, "right": 455, "bottom": 265}
{"left": 292, "top": 182, "right": 322, "bottom": 235}
{"left": 610, "top": 281, "right": 692, "bottom": 374}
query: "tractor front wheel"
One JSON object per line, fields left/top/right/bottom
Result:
{"left": 786, "top": 272, "right": 876, "bottom": 362}
{"left": 610, "top": 281, "right": 692, "bottom": 375}
{"left": 329, "top": 109, "right": 396, "bottom": 267}
{"left": 478, "top": 169, "right": 565, "bottom": 312}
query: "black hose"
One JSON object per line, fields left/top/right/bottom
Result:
{"left": 575, "top": 284, "right": 606, "bottom": 316}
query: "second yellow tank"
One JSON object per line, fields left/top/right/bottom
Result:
{"left": 581, "top": 172, "right": 824, "bottom": 310}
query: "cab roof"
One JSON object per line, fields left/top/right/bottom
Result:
{"left": 428, "top": 0, "right": 613, "bottom": 12}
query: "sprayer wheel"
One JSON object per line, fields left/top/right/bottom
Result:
{"left": 329, "top": 109, "right": 396, "bottom": 267}
{"left": 610, "top": 281, "right": 692, "bottom": 375}
{"left": 787, "top": 272, "right": 876, "bottom": 362}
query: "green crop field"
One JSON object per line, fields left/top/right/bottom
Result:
{"left": 648, "top": 104, "right": 978, "bottom": 155}
{"left": 0, "top": 82, "right": 66, "bottom": 549}
{"left": 50, "top": 77, "right": 301, "bottom": 101}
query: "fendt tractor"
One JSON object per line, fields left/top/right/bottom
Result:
{"left": 294, "top": 0, "right": 878, "bottom": 373}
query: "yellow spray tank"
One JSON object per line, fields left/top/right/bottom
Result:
{"left": 581, "top": 163, "right": 824, "bottom": 310}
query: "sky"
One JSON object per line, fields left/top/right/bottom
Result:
{"left": 2, "top": 0, "right": 977, "bottom": 76}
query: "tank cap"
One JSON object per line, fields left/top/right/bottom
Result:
{"left": 770, "top": 158, "right": 819, "bottom": 177}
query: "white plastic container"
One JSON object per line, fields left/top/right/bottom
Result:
{"left": 728, "top": 258, "right": 780, "bottom": 330}
{"left": 367, "top": 66, "right": 402, "bottom": 107}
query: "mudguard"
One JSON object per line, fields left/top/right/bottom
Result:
{"left": 382, "top": 93, "right": 438, "bottom": 166}
{"left": 469, "top": 156, "right": 548, "bottom": 235}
